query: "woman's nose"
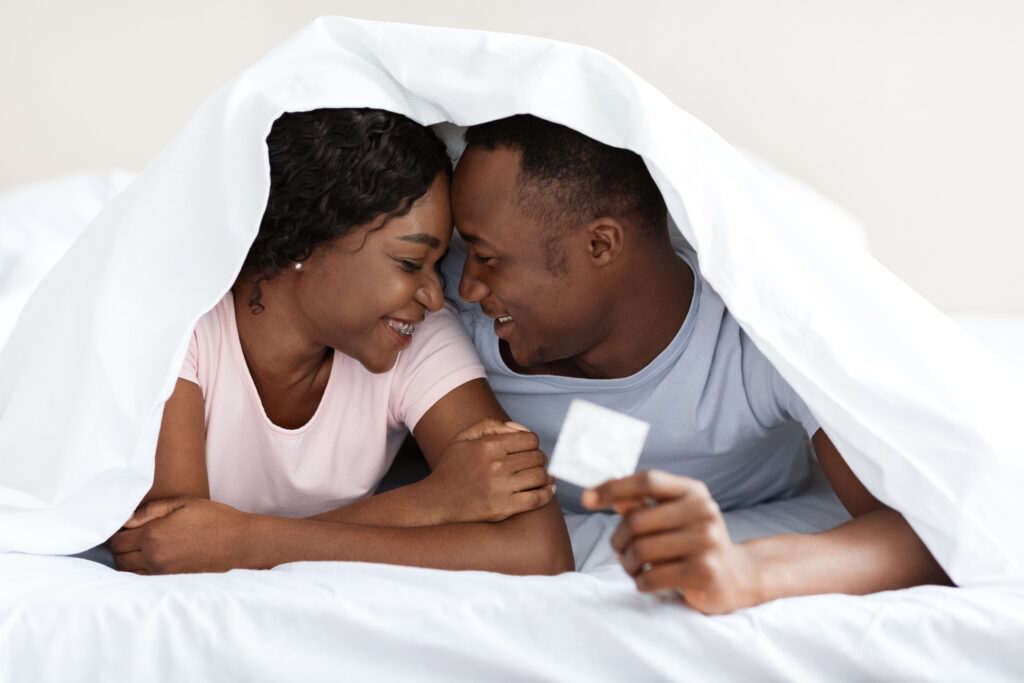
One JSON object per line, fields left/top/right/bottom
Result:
{"left": 416, "top": 271, "right": 445, "bottom": 313}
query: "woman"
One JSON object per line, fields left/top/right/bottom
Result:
{"left": 108, "top": 108, "right": 573, "bottom": 575}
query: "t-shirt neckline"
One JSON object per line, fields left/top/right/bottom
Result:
{"left": 223, "top": 293, "right": 343, "bottom": 437}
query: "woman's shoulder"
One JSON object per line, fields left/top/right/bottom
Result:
{"left": 181, "top": 292, "right": 237, "bottom": 385}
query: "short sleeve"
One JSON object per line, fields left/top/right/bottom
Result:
{"left": 740, "top": 332, "right": 820, "bottom": 437}
{"left": 178, "top": 330, "right": 200, "bottom": 385}
{"left": 389, "top": 303, "right": 487, "bottom": 431}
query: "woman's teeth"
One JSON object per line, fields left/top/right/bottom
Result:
{"left": 386, "top": 319, "right": 415, "bottom": 337}
{"left": 498, "top": 315, "right": 513, "bottom": 323}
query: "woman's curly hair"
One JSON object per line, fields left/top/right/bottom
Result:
{"left": 243, "top": 108, "right": 452, "bottom": 312}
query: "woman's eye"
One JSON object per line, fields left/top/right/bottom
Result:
{"left": 398, "top": 259, "right": 422, "bottom": 272}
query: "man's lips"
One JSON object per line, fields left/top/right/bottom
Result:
{"left": 492, "top": 314, "right": 514, "bottom": 340}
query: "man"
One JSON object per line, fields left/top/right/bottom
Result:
{"left": 443, "top": 114, "right": 949, "bottom": 614}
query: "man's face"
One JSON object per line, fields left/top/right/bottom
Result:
{"left": 451, "top": 146, "right": 603, "bottom": 369}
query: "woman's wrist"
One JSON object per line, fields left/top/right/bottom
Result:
{"left": 413, "top": 474, "right": 454, "bottom": 526}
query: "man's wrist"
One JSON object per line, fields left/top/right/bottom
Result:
{"left": 740, "top": 535, "right": 798, "bottom": 606}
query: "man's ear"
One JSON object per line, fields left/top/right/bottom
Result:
{"left": 583, "top": 217, "right": 625, "bottom": 266}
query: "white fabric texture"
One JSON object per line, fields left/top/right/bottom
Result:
{"left": 3, "top": 474, "right": 1023, "bottom": 683}
{"left": 1, "top": 16, "right": 1022, "bottom": 591}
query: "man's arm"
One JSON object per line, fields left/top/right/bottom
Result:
{"left": 582, "top": 429, "right": 950, "bottom": 614}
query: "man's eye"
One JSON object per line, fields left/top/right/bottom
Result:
{"left": 473, "top": 254, "right": 497, "bottom": 266}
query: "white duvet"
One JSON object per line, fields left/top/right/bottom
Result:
{"left": 1, "top": 16, "right": 1023, "bottom": 681}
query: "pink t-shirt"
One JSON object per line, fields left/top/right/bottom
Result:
{"left": 178, "top": 294, "right": 486, "bottom": 518}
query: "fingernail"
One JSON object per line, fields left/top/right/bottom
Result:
{"left": 504, "top": 421, "right": 529, "bottom": 432}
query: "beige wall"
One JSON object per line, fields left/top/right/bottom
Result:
{"left": 2, "top": 0, "right": 1021, "bottom": 314}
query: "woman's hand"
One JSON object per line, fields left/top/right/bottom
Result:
{"left": 423, "top": 418, "right": 557, "bottom": 524}
{"left": 583, "top": 470, "right": 762, "bottom": 615}
{"left": 109, "top": 497, "right": 254, "bottom": 574}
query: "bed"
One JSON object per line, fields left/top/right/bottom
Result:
{"left": 3, "top": 18, "right": 1024, "bottom": 681}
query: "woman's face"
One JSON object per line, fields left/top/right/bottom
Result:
{"left": 294, "top": 173, "right": 453, "bottom": 373}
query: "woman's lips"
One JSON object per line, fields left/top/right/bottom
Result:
{"left": 382, "top": 317, "right": 416, "bottom": 347}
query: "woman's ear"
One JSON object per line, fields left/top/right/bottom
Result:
{"left": 584, "top": 217, "right": 625, "bottom": 266}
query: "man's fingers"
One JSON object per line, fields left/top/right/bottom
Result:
{"left": 122, "top": 498, "right": 189, "bottom": 529}
{"left": 610, "top": 494, "right": 719, "bottom": 552}
{"left": 584, "top": 470, "right": 703, "bottom": 509}
{"left": 618, "top": 527, "right": 719, "bottom": 576}
{"left": 633, "top": 560, "right": 690, "bottom": 594}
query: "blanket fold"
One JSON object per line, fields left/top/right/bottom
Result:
{"left": 1, "top": 17, "right": 1021, "bottom": 587}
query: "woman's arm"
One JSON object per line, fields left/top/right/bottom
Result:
{"left": 141, "top": 378, "right": 209, "bottom": 504}
{"left": 309, "top": 379, "right": 558, "bottom": 527}
{"left": 117, "top": 379, "right": 574, "bottom": 575}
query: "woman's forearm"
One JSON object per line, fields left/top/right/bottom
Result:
{"left": 744, "top": 507, "right": 951, "bottom": 603}
{"left": 249, "top": 499, "right": 574, "bottom": 575}
{"left": 307, "top": 479, "right": 443, "bottom": 527}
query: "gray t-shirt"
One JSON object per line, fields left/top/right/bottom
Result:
{"left": 441, "top": 244, "right": 819, "bottom": 513}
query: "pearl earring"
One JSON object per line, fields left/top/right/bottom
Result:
{"left": 294, "top": 262, "right": 303, "bottom": 270}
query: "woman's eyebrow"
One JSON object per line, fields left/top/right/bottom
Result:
{"left": 398, "top": 233, "right": 442, "bottom": 249}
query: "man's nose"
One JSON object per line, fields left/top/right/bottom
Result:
{"left": 459, "top": 259, "right": 489, "bottom": 304}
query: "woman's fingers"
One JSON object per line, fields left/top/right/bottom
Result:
{"left": 488, "top": 429, "right": 540, "bottom": 455}
{"left": 107, "top": 528, "right": 142, "bottom": 555}
{"left": 509, "top": 465, "right": 552, "bottom": 492}
{"left": 112, "top": 549, "right": 147, "bottom": 573}
{"left": 506, "top": 485, "right": 556, "bottom": 516}
{"left": 503, "top": 450, "right": 548, "bottom": 473}
{"left": 122, "top": 498, "right": 189, "bottom": 529}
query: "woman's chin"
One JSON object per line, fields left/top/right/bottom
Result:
{"left": 356, "top": 349, "right": 400, "bottom": 374}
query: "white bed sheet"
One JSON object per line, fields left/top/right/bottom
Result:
{"left": 3, "top": 467, "right": 1021, "bottom": 683}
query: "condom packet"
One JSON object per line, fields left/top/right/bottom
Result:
{"left": 548, "top": 399, "right": 651, "bottom": 489}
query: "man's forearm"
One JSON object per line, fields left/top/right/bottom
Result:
{"left": 744, "top": 507, "right": 951, "bottom": 603}
{"left": 246, "top": 500, "right": 574, "bottom": 575}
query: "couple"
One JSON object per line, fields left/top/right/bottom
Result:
{"left": 108, "top": 108, "right": 947, "bottom": 614}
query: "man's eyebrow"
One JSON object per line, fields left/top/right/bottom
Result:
{"left": 398, "top": 233, "right": 442, "bottom": 249}
{"left": 458, "top": 232, "right": 491, "bottom": 247}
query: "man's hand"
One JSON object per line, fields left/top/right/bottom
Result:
{"left": 583, "top": 470, "right": 761, "bottom": 615}
{"left": 109, "top": 497, "right": 253, "bottom": 574}
{"left": 423, "top": 418, "right": 556, "bottom": 524}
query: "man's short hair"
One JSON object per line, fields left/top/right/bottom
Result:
{"left": 464, "top": 114, "right": 668, "bottom": 272}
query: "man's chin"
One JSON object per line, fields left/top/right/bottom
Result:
{"left": 499, "top": 338, "right": 542, "bottom": 371}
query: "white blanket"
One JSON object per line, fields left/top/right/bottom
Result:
{"left": 2, "top": 16, "right": 1024, "bottom": 679}
{"left": 3, "top": 469, "right": 1022, "bottom": 682}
